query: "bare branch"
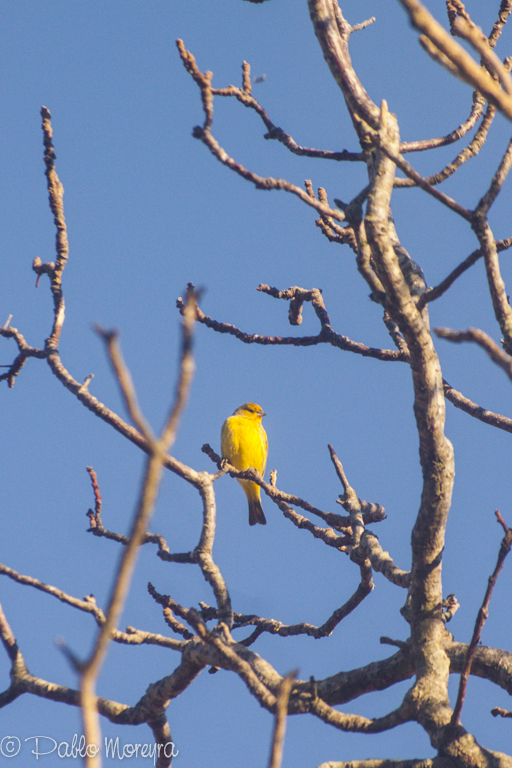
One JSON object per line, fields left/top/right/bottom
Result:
{"left": 450, "top": 16, "right": 512, "bottom": 97}
{"left": 471, "top": 217, "right": 512, "bottom": 356}
{"left": 80, "top": 289, "right": 199, "bottom": 765}
{"left": 176, "top": 40, "right": 347, "bottom": 222}
{"left": 492, "top": 707, "right": 512, "bottom": 719}
{"left": 400, "top": 92, "right": 485, "bottom": 153}
{"left": 443, "top": 378, "right": 512, "bottom": 433}
{"left": 361, "top": 532, "right": 411, "bottom": 588}
{"left": 435, "top": 326, "right": 512, "bottom": 381}
{"left": 197, "top": 622, "right": 278, "bottom": 710}
{"left": 0, "top": 325, "right": 46, "bottom": 387}
{"left": 306, "top": 181, "right": 359, "bottom": 252}
{"left": 94, "top": 326, "right": 155, "bottom": 443}
{"left": 397, "top": 0, "right": 512, "bottom": 121}
{"left": 395, "top": 102, "right": 496, "bottom": 189}
{"left": 0, "top": 563, "right": 185, "bottom": 651}
{"left": 376, "top": 138, "right": 473, "bottom": 220}
{"left": 350, "top": 17, "right": 376, "bottom": 34}
{"left": 268, "top": 670, "right": 297, "bottom": 768}
{"left": 209, "top": 65, "right": 362, "bottom": 162}
{"left": 418, "top": 237, "right": 512, "bottom": 309}
{"left": 451, "top": 511, "right": 512, "bottom": 726}
{"left": 40, "top": 106, "right": 70, "bottom": 348}
{"left": 177, "top": 284, "right": 405, "bottom": 362}
{"left": 327, "top": 445, "right": 364, "bottom": 548}
{"left": 310, "top": 695, "right": 412, "bottom": 734}
{"left": 202, "top": 443, "right": 385, "bottom": 531}
{"left": 308, "top": 0, "right": 381, "bottom": 134}
{"left": 476, "top": 134, "right": 512, "bottom": 215}
{"left": 488, "top": 1, "right": 512, "bottom": 48}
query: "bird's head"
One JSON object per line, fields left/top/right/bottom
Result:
{"left": 233, "top": 403, "right": 266, "bottom": 420}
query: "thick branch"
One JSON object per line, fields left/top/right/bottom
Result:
{"left": 443, "top": 379, "right": 512, "bottom": 433}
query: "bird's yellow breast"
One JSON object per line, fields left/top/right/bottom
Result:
{"left": 221, "top": 414, "right": 268, "bottom": 474}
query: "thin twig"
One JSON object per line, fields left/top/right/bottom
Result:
{"left": 94, "top": 327, "right": 155, "bottom": 443}
{"left": 395, "top": 102, "right": 496, "bottom": 189}
{"left": 400, "top": 92, "right": 485, "bottom": 153}
{"left": 80, "top": 288, "right": 199, "bottom": 766}
{"left": 476, "top": 134, "right": 512, "bottom": 215}
{"left": 450, "top": 511, "right": 512, "bottom": 726}
{"left": 377, "top": 138, "right": 472, "bottom": 221}
{"left": 268, "top": 670, "right": 297, "bottom": 768}
{"left": 471, "top": 217, "right": 512, "bottom": 356}
{"left": 209, "top": 61, "right": 364, "bottom": 163}
{"left": 418, "top": 237, "right": 512, "bottom": 309}
{"left": 435, "top": 326, "right": 512, "bottom": 381}
{"left": 0, "top": 563, "right": 185, "bottom": 651}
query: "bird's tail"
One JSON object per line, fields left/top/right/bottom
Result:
{"left": 248, "top": 497, "right": 267, "bottom": 526}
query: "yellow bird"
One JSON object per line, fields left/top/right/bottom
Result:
{"left": 221, "top": 403, "right": 268, "bottom": 526}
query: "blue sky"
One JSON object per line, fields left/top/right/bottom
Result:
{"left": 1, "top": 1, "right": 512, "bottom": 766}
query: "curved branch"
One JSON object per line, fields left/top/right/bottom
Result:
{"left": 419, "top": 237, "right": 512, "bottom": 309}
{"left": 447, "top": 642, "right": 512, "bottom": 696}
{"left": 395, "top": 102, "right": 496, "bottom": 189}
{"left": 471, "top": 216, "right": 512, "bottom": 355}
{"left": 310, "top": 695, "right": 412, "bottom": 734}
{"left": 400, "top": 92, "right": 485, "bottom": 153}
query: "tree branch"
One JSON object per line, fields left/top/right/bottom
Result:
{"left": 397, "top": 0, "right": 512, "bottom": 121}
{"left": 451, "top": 511, "right": 512, "bottom": 726}
{"left": 176, "top": 40, "right": 347, "bottom": 222}
{"left": 177, "top": 284, "right": 405, "bottom": 362}
{"left": 435, "top": 327, "right": 512, "bottom": 381}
